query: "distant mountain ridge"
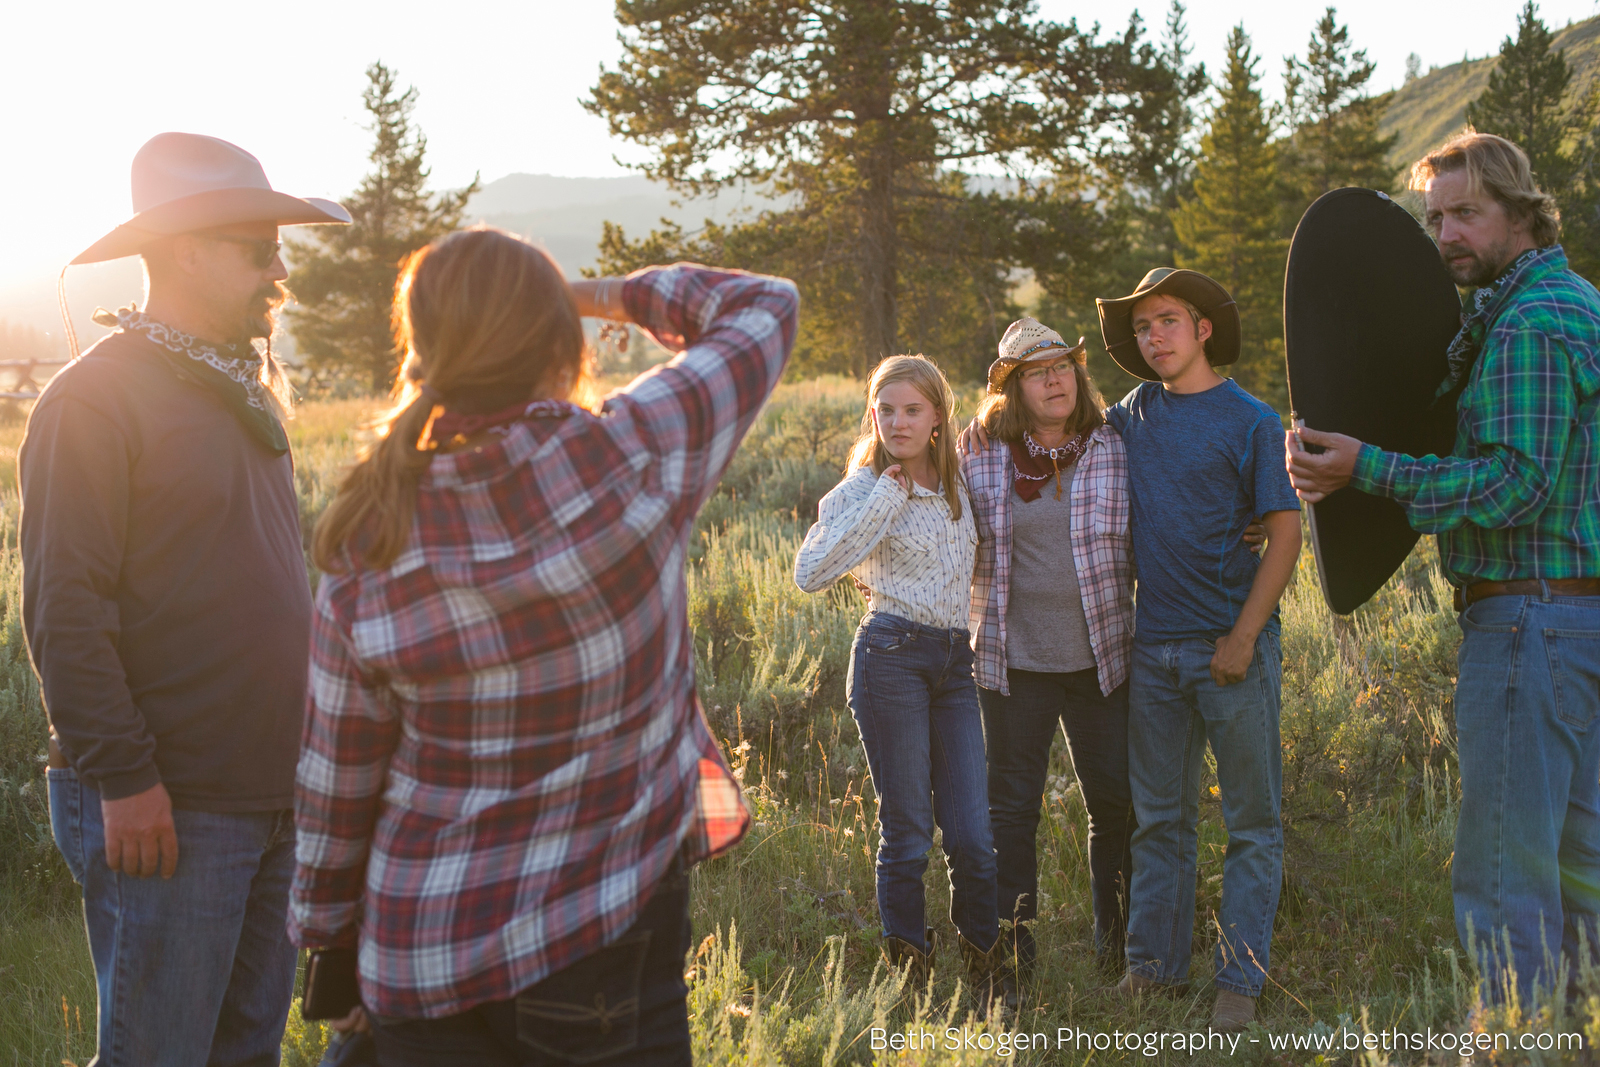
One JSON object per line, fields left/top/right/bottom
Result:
{"left": 1380, "top": 13, "right": 1600, "bottom": 174}
{"left": 464, "top": 175, "right": 776, "bottom": 277}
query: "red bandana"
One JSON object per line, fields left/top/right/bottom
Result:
{"left": 1008, "top": 430, "right": 1092, "bottom": 502}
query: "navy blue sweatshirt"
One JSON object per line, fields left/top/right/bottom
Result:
{"left": 19, "top": 329, "right": 311, "bottom": 810}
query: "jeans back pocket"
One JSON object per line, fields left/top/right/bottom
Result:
{"left": 1546, "top": 628, "right": 1600, "bottom": 730}
{"left": 515, "top": 930, "right": 652, "bottom": 1063}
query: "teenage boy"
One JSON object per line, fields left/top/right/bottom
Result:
{"left": 1095, "top": 268, "right": 1302, "bottom": 1031}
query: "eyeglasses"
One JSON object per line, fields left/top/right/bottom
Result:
{"left": 1020, "top": 360, "right": 1076, "bottom": 384}
{"left": 204, "top": 235, "right": 283, "bottom": 269}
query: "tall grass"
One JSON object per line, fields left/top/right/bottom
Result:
{"left": 2, "top": 386, "right": 1594, "bottom": 1063}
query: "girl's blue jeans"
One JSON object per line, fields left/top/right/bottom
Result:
{"left": 847, "top": 612, "right": 998, "bottom": 953}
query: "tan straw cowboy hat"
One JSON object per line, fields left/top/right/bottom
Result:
{"left": 71, "top": 132, "right": 351, "bottom": 265}
{"left": 986, "top": 318, "right": 1087, "bottom": 394}
{"left": 1095, "top": 267, "right": 1241, "bottom": 382}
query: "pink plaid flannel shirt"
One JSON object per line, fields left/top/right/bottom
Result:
{"left": 962, "top": 425, "right": 1134, "bottom": 696}
{"left": 289, "top": 264, "right": 797, "bottom": 1019}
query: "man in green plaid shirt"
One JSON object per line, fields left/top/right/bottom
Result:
{"left": 1290, "top": 132, "right": 1600, "bottom": 1006}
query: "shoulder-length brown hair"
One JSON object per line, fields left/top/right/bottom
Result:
{"left": 975, "top": 357, "right": 1105, "bottom": 444}
{"left": 846, "top": 354, "right": 964, "bottom": 521}
{"left": 313, "top": 227, "right": 589, "bottom": 572}
{"left": 1411, "top": 130, "right": 1561, "bottom": 246}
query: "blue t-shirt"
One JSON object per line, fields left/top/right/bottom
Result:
{"left": 1105, "top": 379, "right": 1301, "bottom": 643}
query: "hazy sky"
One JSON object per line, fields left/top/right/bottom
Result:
{"left": 4, "top": 0, "right": 1595, "bottom": 291}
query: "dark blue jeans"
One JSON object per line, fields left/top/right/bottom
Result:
{"left": 1125, "top": 632, "right": 1283, "bottom": 997}
{"left": 1453, "top": 594, "right": 1600, "bottom": 1004}
{"left": 47, "top": 768, "right": 298, "bottom": 1067}
{"left": 847, "top": 612, "right": 998, "bottom": 953}
{"left": 979, "top": 668, "right": 1133, "bottom": 967}
{"left": 370, "top": 856, "right": 692, "bottom": 1066}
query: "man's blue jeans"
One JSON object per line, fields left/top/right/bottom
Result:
{"left": 1125, "top": 633, "right": 1283, "bottom": 997}
{"left": 47, "top": 767, "right": 298, "bottom": 1067}
{"left": 847, "top": 612, "right": 998, "bottom": 953}
{"left": 1454, "top": 593, "right": 1600, "bottom": 1004}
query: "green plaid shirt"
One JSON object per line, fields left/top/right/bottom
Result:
{"left": 1352, "top": 244, "right": 1600, "bottom": 586}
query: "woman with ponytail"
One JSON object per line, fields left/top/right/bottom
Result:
{"left": 289, "top": 227, "right": 797, "bottom": 1065}
{"left": 793, "top": 355, "right": 1010, "bottom": 1008}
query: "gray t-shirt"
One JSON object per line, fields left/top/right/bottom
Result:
{"left": 1005, "top": 465, "right": 1097, "bottom": 673}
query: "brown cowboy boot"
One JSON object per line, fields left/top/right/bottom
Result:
{"left": 959, "top": 935, "right": 1019, "bottom": 1015}
{"left": 882, "top": 930, "right": 934, "bottom": 988}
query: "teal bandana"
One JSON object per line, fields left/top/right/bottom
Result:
{"left": 1435, "top": 247, "right": 1544, "bottom": 400}
{"left": 93, "top": 306, "right": 289, "bottom": 455}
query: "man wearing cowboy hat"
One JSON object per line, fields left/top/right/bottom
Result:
{"left": 1097, "top": 267, "right": 1301, "bottom": 1030}
{"left": 20, "top": 132, "right": 349, "bottom": 1065}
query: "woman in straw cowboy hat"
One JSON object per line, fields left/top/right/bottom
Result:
{"left": 960, "top": 318, "right": 1137, "bottom": 980}
{"left": 794, "top": 355, "right": 1012, "bottom": 1008}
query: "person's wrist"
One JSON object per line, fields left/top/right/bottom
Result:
{"left": 98, "top": 767, "right": 164, "bottom": 803}
{"left": 1350, "top": 442, "right": 1384, "bottom": 491}
{"left": 1225, "top": 625, "right": 1259, "bottom": 648}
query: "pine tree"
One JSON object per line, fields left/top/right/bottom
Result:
{"left": 1565, "top": 97, "right": 1600, "bottom": 282}
{"left": 1466, "top": 1, "right": 1579, "bottom": 188}
{"left": 1172, "top": 26, "right": 1289, "bottom": 411}
{"left": 1113, "top": 1, "right": 1211, "bottom": 264}
{"left": 1466, "top": 1, "right": 1600, "bottom": 281}
{"left": 288, "top": 62, "right": 479, "bottom": 394}
{"left": 587, "top": 1, "right": 1159, "bottom": 377}
{"left": 1281, "top": 7, "right": 1397, "bottom": 206}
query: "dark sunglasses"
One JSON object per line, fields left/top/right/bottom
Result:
{"left": 205, "top": 234, "right": 283, "bottom": 269}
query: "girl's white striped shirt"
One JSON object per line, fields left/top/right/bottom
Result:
{"left": 793, "top": 464, "right": 977, "bottom": 630}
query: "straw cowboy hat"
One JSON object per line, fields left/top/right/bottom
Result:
{"left": 71, "top": 132, "right": 351, "bottom": 265}
{"left": 1095, "top": 267, "right": 1241, "bottom": 382}
{"left": 986, "top": 318, "right": 1087, "bottom": 394}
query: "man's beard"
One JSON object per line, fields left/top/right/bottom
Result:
{"left": 1439, "top": 234, "right": 1517, "bottom": 288}
{"left": 243, "top": 281, "right": 290, "bottom": 342}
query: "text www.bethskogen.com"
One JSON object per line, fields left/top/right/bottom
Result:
{"left": 872, "top": 1026, "right": 1585, "bottom": 1057}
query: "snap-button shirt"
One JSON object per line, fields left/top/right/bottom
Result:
{"left": 794, "top": 464, "right": 976, "bottom": 630}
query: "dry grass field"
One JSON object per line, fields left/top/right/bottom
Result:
{"left": 0, "top": 384, "right": 1594, "bottom": 1064}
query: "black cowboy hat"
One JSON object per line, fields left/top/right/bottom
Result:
{"left": 1284, "top": 187, "right": 1461, "bottom": 614}
{"left": 1095, "top": 267, "right": 1241, "bottom": 381}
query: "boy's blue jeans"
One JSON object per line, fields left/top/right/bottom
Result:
{"left": 47, "top": 767, "right": 298, "bottom": 1067}
{"left": 1125, "top": 632, "right": 1283, "bottom": 997}
{"left": 847, "top": 612, "right": 998, "bottom": 953}
{"left": 1454, "top": 593, "right": 1600, "bottom": 1004}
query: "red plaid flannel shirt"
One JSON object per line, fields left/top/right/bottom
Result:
{"left": 962, "top": 425, "right": 1134, "bottom": 696}
{"left": 289, "top": 264, "right": 797, "bottom": 1018}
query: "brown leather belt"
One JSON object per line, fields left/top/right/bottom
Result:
{"left": 1453, "top": 577, "right": 1600, "bottom": 612}
{"left": 46, "top": 734, "right": 69, "bottom": 770}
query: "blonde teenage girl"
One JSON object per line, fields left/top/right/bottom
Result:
{"left": 794, "top": 355, "right": 1008, "bottom": 1003}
